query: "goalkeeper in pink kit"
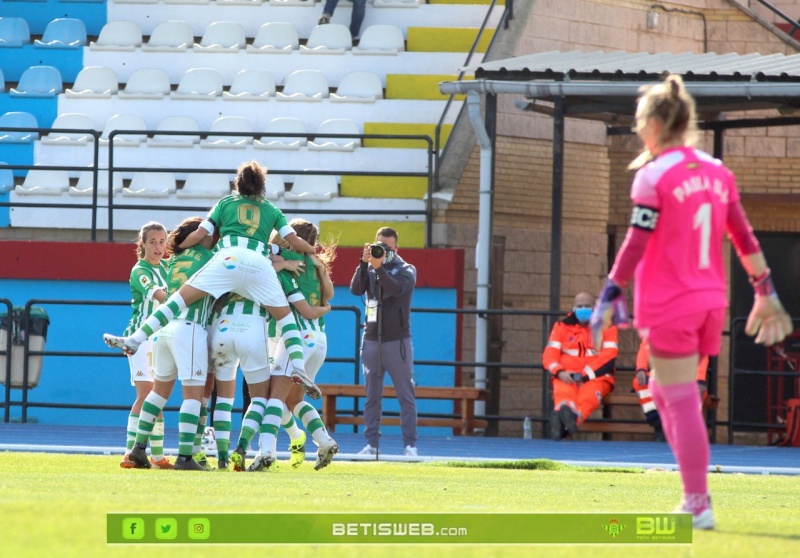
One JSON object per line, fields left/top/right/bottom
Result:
{"left": 591, "top": 75, "right": 792, "bottom": 530}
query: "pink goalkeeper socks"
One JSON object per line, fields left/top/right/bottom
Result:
{"left": 651, "top": 379, "right": 709, "bottom": 504}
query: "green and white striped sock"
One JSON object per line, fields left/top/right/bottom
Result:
{"left": 178, "top": 399, "right": 201, "bottom": 457}
{"left": 150, "top": 417, "right": 165, "bottom": 460}
{"left": 276, "top": 314, "right": 305, "bottom": 374}
{"left": 295, "top": 401, "right": 332, "bottom": 446}
{"left": 193, "top": 398, "right": 208, "bottom": 454}
{"left": 281, "top": 404, "right": 304, "bottom": 441}
{"left": 258, "top": 398, "right": 283, "bottom": 455}
{"left": 214, "top": 397, "right": 234, "bottom": 461}
{"left": 135, "top": 393, "right": 167, "bottom": 447}
{"left": 133, "top": 294, "right": 187, "bottom": 343}
{"left": 238, "top": 397, "right": 267, "bottom": 451}
{"left": 126, "top": 413, "right": 139, "bottom": 451}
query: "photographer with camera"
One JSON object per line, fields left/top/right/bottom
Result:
{"left": 349, "top": 227, "right": 418, "bottom": 457}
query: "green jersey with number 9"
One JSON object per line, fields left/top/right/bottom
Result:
{"left": 207, "top": 195, "right": 290, "bottom": 246}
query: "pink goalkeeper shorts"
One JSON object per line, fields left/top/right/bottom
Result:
{"left": 641, "top": 307, "right": 726, "bottom": 359}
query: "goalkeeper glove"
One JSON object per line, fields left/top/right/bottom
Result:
{"left": 590, "top": 278, "right": 630, "bottom": 348}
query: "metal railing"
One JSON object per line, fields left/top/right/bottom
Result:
{"left": 749, "top": 0, "right": 800, "bottom": 36}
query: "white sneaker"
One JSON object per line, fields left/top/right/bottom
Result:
{"left": 246, "top": 451, "right": 276, "bottom": 472}
{"left": 404, "top": 446, "right": 418, "bottom": 457}
{"left": 314, "top": 438, "right": 339, "bottom": 470}
{"left": 358, "top": 444, "right": 377, "bottom": 455}
{"left": 291, "top": 370, "right": 322, "bottom": 400}
{"left": 675, "top": 500, "right": 715, "bottom": 530}
{"left": 103, "top": 333, "right": 140, "bottom": 355}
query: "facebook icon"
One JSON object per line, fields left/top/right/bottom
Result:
{"left": 122, "top": 518, "right": 145, "bottom": 540}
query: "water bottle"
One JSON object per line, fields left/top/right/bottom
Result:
{"left": 523, "top": 416, "right": 532, "bottom": 439}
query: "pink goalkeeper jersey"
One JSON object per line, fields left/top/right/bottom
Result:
{"left": 631, "top": 146, "right": 738, "bottom": 329}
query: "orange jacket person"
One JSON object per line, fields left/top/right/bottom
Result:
{"left": 543, "top": 291, "right": 618, "bottom": 440}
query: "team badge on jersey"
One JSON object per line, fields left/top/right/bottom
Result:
{"left": 139, "top": 275, "right": 152, "bottom": 288}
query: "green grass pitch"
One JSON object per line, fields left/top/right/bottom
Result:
{"left": 1, "top": 452, "right": 798, "bottom": 557}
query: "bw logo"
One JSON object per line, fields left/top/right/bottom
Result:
{"left": 636, "top": 517, "right": 676, "bottom": 535}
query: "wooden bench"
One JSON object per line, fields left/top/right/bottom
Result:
{"left": 578, "top": 393, "right": 655, "bottom": 435}
{"left": 317, "top": 383, "right": 489, "bottom": 435}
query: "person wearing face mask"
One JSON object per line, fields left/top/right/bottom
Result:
{"left": 350, "top": 226, "right": 418, "bottom": 457}
{"left": 542, "top": 291, "right": 619, "bottom": 441}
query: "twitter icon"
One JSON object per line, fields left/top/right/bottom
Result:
{"left": 155, "top": 518, "right": 177, "bottom": 541}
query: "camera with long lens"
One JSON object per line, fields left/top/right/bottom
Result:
{"left": 370, "top": 242, "right": 389, "bottom": 259}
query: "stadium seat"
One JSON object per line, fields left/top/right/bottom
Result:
{"left": 309, "top": 119, "right": 361, "bottom": 152}
{"left": 300, "top": 24, "right": 352, "bottom": 54}
{"left": 330, "top": 72, "right": 384, "bottom": 103}
{"left": 171, "top": 69, "right": 224, "bottom": 100}
{"left": 40, "top": 113, "right": 96, "bottom": 145}
{"left": 118, "top": 68, "right": 172, "bottom": 100}
{"left": 69, "top": 170, "right": 124, "bottom": 196}
{"left": 64, "top": 66, "right": 119, "bottom": 99}
{"left": 0, "top": 69, "right": 5, "bottom": 93}
{"left": 247, "top": 22, "right": 298, "bottom": 54}
{"left": 353, "top": 25, "right": 405, "bottom": 55}
{"left": 123, "top": 172, "right": 176, "bottom": 198}
{"left": 284, "top": 173, "right": 338, "bottom": 201}
{"left": 89, "top": 21, "right": 142, "bottom": 51}
{"left": 223, "top": 69, "right": 276, "bottom": 101}
{"left": 111, "top": 0, "right": 158, "bottom": 4}
{"left": 265, "top": 173, "right": 285, "bottom": 200}
{"left": 200, "top": 116, "right": 253, "bottom": 148}
{"left": 276, "top": 70, "right": 329, "bottom": 102}
{"left": 146, "top": 116, "right": 200, "bottom": 147}
{"left": 34, "top": 18, "right": 87, "bottom": 49}
{"left": 374, "top": 0, "right": 419, "bottom": 7}
{"left": 99, "top": 114, "right": 147, "bottom": 147}
{"left": 165, "top": 0, "right": 211, "bottom": 5}
{"left": 254, "top": 118, "right": 307, "bottom": 150}
{"left": 194, "top": 21, "right": 246, "bottom": 53}
{"left": 15, "top": 168, "right": 71, "bottom": 196}
{"left": 0, "top": 112, "right": 38, "bottom": 143}
{"left": 218, "top": 0, "right": 263, "bottom": 7}
{"left": 0, "top": 164, "right": 14, "bottom": 193}
{"left": 268, "top": 0, "right": 315, "bottom": 6}
{"left": 0, "top": 17, "right": 30, "bottom": 47}
{"left": 142, "top": 21, "right": 194, "bottom": 52}
{"left": 9, "top": 66, "right": 63, "bottom": 97}
{"left": 176, "top": 173, "right": 232, "bottom": 198}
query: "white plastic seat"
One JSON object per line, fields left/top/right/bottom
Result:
{"left": 0, "top": 17, "right": 30, "bottom": 47}
{"left": 177, "top": 173, "right": 232, "bottom": 198}
{"left": 193, "top": 21, "right": 246, "bottom": 53}
{"left": 200, "top": 116, "right": 253, "bottom": 149}
{"left": 165, "top": 0, "right": 210, "bottom": 5}
{"left": 269, "top": 0, "right": 315, "bottom": 6}
{"left": 34, "top": 18, "right": 87, "bottom": 49}
{"left": 300, "top": 24, "right": 352, "bottom": 54}
{"left": 123, "top": 172, "right": 176, "bottom": 197}
{"left": 374, "top": 0, "right": 419, "bottom": 7}
{"left": 89, "top": 21, "right": 142, "bottom": 51}
{"left": 353, "top": 25, "right": 405, "bottom": 55}
{"left": 119, "top": 68, "right": 171, "bottom": 99}
{"left": 284, "top": 174, "right": 338, "bottom": 201}
{"left": 254, "top": 118, "right": 307, "bottom": 150}
{"left": 308, "top": 119, "right": 361, "bottom": 152}
{"left": 41, "top": 113, "right": 96, "bottom": 145}
{"left": 69, "top": 170, "right": 124, "bottom": 196}
{"left": 9, "top": 66, "right": 63, "bottom": 97}
{"left": 99, "top": 114, "right": 147, "bottom": 147}
{"left": 247, "top": 22, "right": 298, "bottom": 54}
{"left": 0, "top": 111, "right": 38, "bottom": 143}
{"left": 142, "top": 21, "right": 194, "bottom": 52}
{"left": 171, "top": 69, "right": 223, "bottom": 100}
{"left": 223, "top": 69, "right": 275, "bottom": 102}
{"left": 15, "top": 169, "right": 71, "bottom": 195}
{"left": 330, "top": 72, "right": 384, "bottom": 103}
{"left": 147, "top": 116, "right": 200, "bottom": 147}
{"left": 218, "top": 0, "right": 262, "bottom": 4}
{"left": 64, "top": 66, "right": 119, "bottom": 99}
{"left": 265, "top": 174, "right": 285, "bottom": 200}
{"left": 276, "top": 70, "right": 329, "bottom": 102}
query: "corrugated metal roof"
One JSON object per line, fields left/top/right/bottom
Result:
{"left": 471, "top": 50, "right": 800, "bottom": 82}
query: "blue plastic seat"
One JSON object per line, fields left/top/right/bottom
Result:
{"left": 35, "top": 18, "right": 87, "bottom": 49}
{"left": 0, "top": 17, "right": 31, "bottom": 47}
{"left": 0, "top": 69, "right": 5, "bottom": 93}
{"left": 0, "top": 112, "right": 39, "bottom": 143}
{"left": 0, "top": 163, "right": 14, "bottom": 193}
{"left": 9, "top": 66, "right": 63, "bottom": 97}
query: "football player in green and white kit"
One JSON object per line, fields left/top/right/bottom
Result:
{"left": 104, "top": 161, "right": 321, "bottom": 401}
{"left": 127, "top": 216, "right": 218, "bottom": 471}
{"left": 119, "top": 221, "right": 171, "bottom": 470}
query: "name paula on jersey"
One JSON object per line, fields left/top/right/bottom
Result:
{"left": 672, "top": 176, "right": 729, "bottom": 204}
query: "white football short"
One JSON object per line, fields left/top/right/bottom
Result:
{"left": 153, "top": 320, "right": 208, "bottom": 387}
{"left": 209, "top": 313, "right": 271, "bottom": 385}
{"left": 271, "top": 330, "right": 327, "bottom": 381}
{"left": 128, "top": 338, "right": 155, "bottom": 386}
{"left": 186, "top": 246, "right": 288, "bottom": 308}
